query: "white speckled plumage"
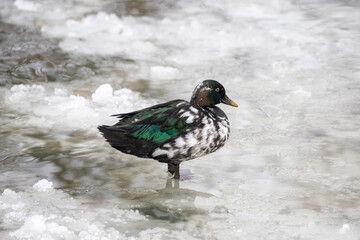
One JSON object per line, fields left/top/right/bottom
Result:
{"left": 151, "top": 105, "right": 230, "bottom": 163}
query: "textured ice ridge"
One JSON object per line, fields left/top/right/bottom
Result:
{"left": 3, "top": 83, "right": 149, "bottom": 133}
{"left": 0, "top": 179, "right": 162, "bottom": 240}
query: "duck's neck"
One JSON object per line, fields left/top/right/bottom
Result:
{"left": 190, "top": 91, "right": 215, "bottom": 107}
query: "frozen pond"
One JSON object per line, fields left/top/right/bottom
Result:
{"left": 1, "top": 0, "right": 360, "bottom": 239}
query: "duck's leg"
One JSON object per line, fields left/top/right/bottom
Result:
{"left": 168, "top": 163, "right": 174, "bottom": 175}
{"left": 168, "top": 163, "right": 180, "bottom": 179}
{"left": 173, "top": 164, "right": 180, "bottom": 179}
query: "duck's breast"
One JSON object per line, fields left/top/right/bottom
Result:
{"left": 151, "top": 106, "right": 230, "bottom": 163}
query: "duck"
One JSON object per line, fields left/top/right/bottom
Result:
{"left": 98, "top": 79, "right": 238, "bottom": 179}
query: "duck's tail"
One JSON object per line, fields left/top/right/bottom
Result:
{"left": 97, "top": 125, "right": 156, "bottom": 159}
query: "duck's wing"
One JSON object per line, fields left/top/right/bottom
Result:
{"left": 111, "top": 100, "right": 182, "bottom": 123}
{"left": 98, "top": 100, "right": 202, "bottom": 158}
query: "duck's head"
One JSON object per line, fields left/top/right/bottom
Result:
{"left": 190, "top": 80, "right": 238, "bottom": 108}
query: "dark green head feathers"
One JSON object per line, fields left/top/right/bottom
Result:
{"left": 190, "top": 80, "right": 238, "bottom": 107}
{"left": 98, "top": 79, "right": 237, "bottom": 179}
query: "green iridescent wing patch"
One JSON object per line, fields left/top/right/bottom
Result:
{"left": 111, "top": 100, "right": 200, "bottom": 146}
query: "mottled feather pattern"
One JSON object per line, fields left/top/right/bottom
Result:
{"left": 152, "top": 106, "right": 230, "bottom": 163}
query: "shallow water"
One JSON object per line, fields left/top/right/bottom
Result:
{"left": 1, "top": 0, "right": 360, "bottom": 239}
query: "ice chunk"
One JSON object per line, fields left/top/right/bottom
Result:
{"left": 8, "top": 84, "right": 46, "bottom": 103}
{"left": 0, "top": 189, "right": 24, "bottom": 211}
{"left": 64, "top": 12, "right": 123, "bottom": 38}
{"left": 9, "top": 215, "right": 76, "bottom": 239}
{"left": 2, "top": 189, "right": 20, "bottom": 200}
{"left": 1, "top": 181, "right": 151, "bottom": 240}
{"left": 3, "top": 83, "right": 150, "bottom": 133}
{"left": 33, "top": 179, "right": 54, "bottom": 192}
{"left": 91, "top": 84, "right": 113, "bottom": 103}
{"left": 11, "top": 215, "right": 46, "bottom": 236}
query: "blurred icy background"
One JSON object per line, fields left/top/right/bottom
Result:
{"left": 0, "top": 0, "right": 360, "bottom": 239}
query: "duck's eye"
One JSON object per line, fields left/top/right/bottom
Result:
{"left": 215, "top": 88, "right": 220, "bottom": 92}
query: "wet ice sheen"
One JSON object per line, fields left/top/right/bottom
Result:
{"left": 1, "top": 180, "right": 148, "bottom": 240}
{"left": 1, "top": 0, "right": 360, "bottom": 239}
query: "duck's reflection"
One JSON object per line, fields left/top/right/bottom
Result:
{"left": 165, "top": 175, "right": 179, "bottom": 189}
{"left": 130, "top": 177, "right": 213, "bottom": 222}
{"left": 23, "top": 141, "right": 214, "bottom": 223}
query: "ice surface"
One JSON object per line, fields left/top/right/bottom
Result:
{"left": 14, "top": 0, "right": 39, "bottom": 12}
{"left": 150, "top": 66, "right": 179, "bottom": 81}
{"left": 42, "top": 12, "right": 158, "bottom": 58}
{"left": 1, "top": 0, "right": 360, "bottom": 239}
{"left": 0, "top": 180, "right": 152, "bottom": 240}
{"left": 1, "top": 0, "right": 105, "bottom": 27}
{"left": 2, "top": 83, "right": 149, "bottom": 133}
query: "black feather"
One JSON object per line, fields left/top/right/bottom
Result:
{"left": 97, "top": 125, "right": 158, "bottom": 158}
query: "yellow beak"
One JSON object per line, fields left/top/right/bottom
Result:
{"left": 221, "top": 95, "right": 238, "bottom": 107}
